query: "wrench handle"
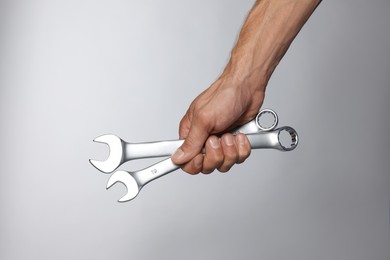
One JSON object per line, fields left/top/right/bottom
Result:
{"left": 125, "top": 139, "right": 208, "bottom": 161}
{"left": 126, "top": 126, "right": 298, "bottom": 162}
{"left": 125, "top": 139, "right": 184, "bottom": 161}
{"left": 135, "top": 158, "right": 179, "bottom": 186}
{"left": 134, "top": 127, "right": 298, "bottom": 186}
{"left": 123, "top": 109, "right": 280, "bottom": 162}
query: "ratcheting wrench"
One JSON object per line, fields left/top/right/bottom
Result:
{"left": 90, "top": 109, "right": 279, "bottom": 173}
{"left": 89, "top": 109, "right": 299, "bottom": 202}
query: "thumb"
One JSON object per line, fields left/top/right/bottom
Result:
{"left": 172, "top": 122, "right": 209, "bottom": 165}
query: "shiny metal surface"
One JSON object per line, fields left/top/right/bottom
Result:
{"left": 233, "top": 108, "right": 279, "bottom": 134}
{"left": 90, "top": 109, "right": 279, "bottom": 173}
{"left": 90, "top": 109, "right": 299, "bottom": 202}
{"left": 106, "top": 127, "right": 298, "bottom": 202}
{"left": 90, "top": 136, "right": 184, "bottom": 173}
{"left": 89, "top": 135, "right": 125, "bottom": 174}
{"left": 106, "top": 159, "right": 178, "bottom": 202}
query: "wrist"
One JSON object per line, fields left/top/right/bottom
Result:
{"left": 220, "top": 56, "right": 269, "bottom": 96}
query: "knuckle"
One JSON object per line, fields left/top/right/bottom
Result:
{"left": 215, "top": 153, "right": 224, "bottom": 165}
{"left": 218, "top": 164, "right": 232, "bottom": 173}
{"left": 223, "top": 147, "right": 239, "bottom": 162}
{"left": 238, "top": 147, "right": 251, "bottom": 164}
{"left": 236, "top": 134, "right": 251, "bottom": 163}
{"left": 194, "top": 109, "right": 213, "bottom": 132}
{"left": 183, "top": 135, "right": 198, "bottom": 150}
{"left": 218, "top": 166, "right": 228, "bottom": 173}
{"left": 201, "top": 169, "right": 214, "bottom": 175}
{"left": 182, "top": 162, "right": 201, "bottom": 175}
{"left": 196, "top": 108, "right": 210, "bottom": 122}
{"left": 203, "top": 156, "right": 222, "bottom": 175}
{"left": 179, "top": 117, "right": 190, "bottom": 139}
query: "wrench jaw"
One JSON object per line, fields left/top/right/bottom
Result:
{"left": 106, "top": 171, "right": 140, "bottom": 202}
{"left": 89, "top": 134, "right": 125, "bottom": 174}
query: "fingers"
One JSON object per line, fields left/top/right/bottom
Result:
{"left": 214, "top": 133, "right": 251, "bottom": 173}
{"left": 218, "top": 133, "right": 243, "bottom": 172}
{"left": 180, "top": 154, "right": 204, "bottom": 175}
{"left": 202, "top": 136, "right": 224, "bottom": 174}
{"left": 172, "top": 110, "right": 211, "bottom": 165}
{"left": 172, "top": 123, "right": 209, "bottom": 166}
{"left": 179, "top": 133, "right": 251, "bottom": 175}
{"left": 235, "top": 133, "right": 251, "bottom": 164}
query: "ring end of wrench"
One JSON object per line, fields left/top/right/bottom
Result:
{"left": 277, "top": 127, "right": 299, "bottom": 151}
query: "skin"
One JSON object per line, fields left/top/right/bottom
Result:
{"left": 172, "top": 0, "right": 321, "bottom": 174}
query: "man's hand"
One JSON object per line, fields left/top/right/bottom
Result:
{"left": 172, "top": 76, "right": 265, "bottom": 174}
{"left": 172, "top": 0, "right": 321, "bottom": 174}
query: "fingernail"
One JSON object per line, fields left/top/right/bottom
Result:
{"left": 209, "top": 137, "right": 220, "bottom": 148}
{"left": 173, "top": 148, "right": 184, "bottom": 160}
{"left": 224, "top": 135, "right": 234, "bottom": 146}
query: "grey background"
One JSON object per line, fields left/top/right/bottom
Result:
{"left": 1, "top": 0, "right": 389, "bottom": 259}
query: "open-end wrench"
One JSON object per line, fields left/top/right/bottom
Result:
{"left": 90, "top": 109, "right": 279, "bottom": 173}
{"left": 106, "top": 126, "right": 298, "bottom": 202}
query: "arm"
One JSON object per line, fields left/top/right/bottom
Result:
{"left": 172, "top": 0, "right": 321, "bottom": 174}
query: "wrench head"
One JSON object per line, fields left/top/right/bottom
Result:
{"left": 106, "top": 171, "right": 140, "bottom": 202}
{"left": 277, "top": 127, "right": 299, "bottom": 151}
{"left": 89, "top": 134, "right": 124, "bottom": 173}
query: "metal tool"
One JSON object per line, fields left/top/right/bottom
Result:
{"left": 106, "top": 127, "right": 298, "bottom": 202}
{"left": 90, "top": 109, "right": 279, "bottom": 173}
{"left": 90, "top": 109, "right": 299, "bottom": 202}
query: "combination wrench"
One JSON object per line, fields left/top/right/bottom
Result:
{"left": 90, "top": 109, "right": 280, "bottom": 173}
{"left": 106, "top": 127, "right": 298, "bottom": 202}
{"left": 90, "top": 109, "right": 299, "bottom": 202}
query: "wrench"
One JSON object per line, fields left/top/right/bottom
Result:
{"left": 106, "top": 126, "right": 298, "bottom": 202}
{"left": 90, "top": 109, "right": 279, "bottom": 173}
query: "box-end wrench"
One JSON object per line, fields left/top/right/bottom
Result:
{"left": 106, "top": 126, "right": 298, "bottom": 202}
{"left": 90, "top": 109, "right": 279, "bottom": 173}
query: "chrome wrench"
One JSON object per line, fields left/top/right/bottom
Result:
{"left": 90, "top": 109, "right": 279, "bottom": 173}
{"left": 106, "top": 126, "right": 298, "bottom": 202}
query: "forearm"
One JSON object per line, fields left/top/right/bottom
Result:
{"left": 173, "top": 0, "right": 321, "bottom": 173}
{"left": 222, "top": 0, "right": 321, "bottom": 92}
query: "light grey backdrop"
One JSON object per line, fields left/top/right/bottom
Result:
{"left": 1, "top": 1, "right": 389, "bottom": 259}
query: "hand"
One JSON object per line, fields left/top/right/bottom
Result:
{"left": 171, "top": 0, "right": 321, "bottom": 174}
{"left": 171, "top": 76, "right": 265, "bottom": 174}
